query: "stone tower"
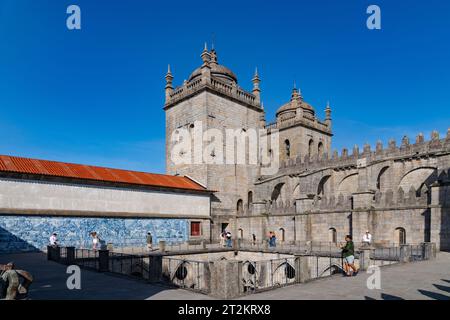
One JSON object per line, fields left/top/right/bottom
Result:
{"left": 269, "top": 86, "right": 333, "bottom": 164}
{"left": 164, "top": 45, "right": 264, "bottom": 238}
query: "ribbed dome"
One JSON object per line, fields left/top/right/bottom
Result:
{"left": 188, "top": 64, "right": 238, "bottom": 83}
{"left": 188, "top": 49, "right": 238, "bottom": 84}
{"left": 276, "top": 88, "right": 315, "bottom": 117}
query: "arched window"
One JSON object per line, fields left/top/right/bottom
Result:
{"left": 279, "top": 228, "right": 285, "bottom": 242}
{"left": 247, "top": 191, "right": 253, "bottom": 213}
{"left": 285, "top": 140, "right": 290, "bottom": 158}
{"left": 395, "top": 227, "right": 406, "bottom": 245}
{"left": 329, "top": 228, "right": 337, "bottom": 244}
{"left": 238, "top": 228, "right": 244, "bottom": 239}
{"left": 318, "top": 142, "right": 324, "bottom": 158}
{"left": 237, "top": 199, "right": 244, "bottom": 215}
{"left": 308, "top": 139, "right": 314, "bottom": 158}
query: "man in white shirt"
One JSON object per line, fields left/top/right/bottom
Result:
{"left": 362, "top": 230, "right": 372, "bottom": 247}
{"left": 49, "top": 233, "right": 58, "bottom": 247}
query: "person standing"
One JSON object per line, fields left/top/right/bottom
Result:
{"left": 225, "top": 231, "right": 232, "bottom": 248}
{"left": 220, "top": 231, "right": 226, "bottom": 247}
{"left": 49, "top": 233, "right": 58, "bottom": 247}
{"left": 91, "top": 232, "right": 100, "bottom": 250}
{"left": 271, "top": 232, "right": 277, "bottom": 248}
{"left": 341, "top": 235, "right": 358, "bottom": 276}
{"left": 1, "top": 262, "right": 19, "bottom": 300}
{"left": 146, "top": 232, "right": 153, "bottom": 250}
{"left": 362, "top": 230, "right": 372, "bottom": 247}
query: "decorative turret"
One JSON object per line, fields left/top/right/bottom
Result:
{"left": 165, "top": 64, "right": 174, "bottom": 104}
{"left": 325, "top": 101, "right": 332, "bottom": 129}
{"left": 200, "top": 43, "right": 212, "bottom": 82}
{"left": 252, "top": 67, "right": 261, "bottom": 104}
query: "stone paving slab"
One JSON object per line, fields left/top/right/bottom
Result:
{"left": 2, "top": 252, "right": 449, "bottom": 300}
{"left": 0, "top": 252, "right": 210, "bottom": 300}
{"left": 239, "top": 252, "right": 450, "bottom": 300}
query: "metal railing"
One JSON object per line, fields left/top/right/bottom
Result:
{"left": 242, "top": 258, "right": 297, "bottom": 293}
{"left": 162, "top": 257, "right": 210, "bottom": 294}
{"left": 74, "top": 248, "right": 100, "bottom": 270}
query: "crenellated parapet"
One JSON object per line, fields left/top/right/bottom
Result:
{"left": 276, "top": 129, "right": 450, "bottom": 175}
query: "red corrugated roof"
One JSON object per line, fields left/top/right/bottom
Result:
{"left": 0, "top": 155, "right": 209, "bottom": 192}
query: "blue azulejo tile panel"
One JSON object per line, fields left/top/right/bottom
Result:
{"left": 0, "top": 215, "right": 188, "bottom": 254}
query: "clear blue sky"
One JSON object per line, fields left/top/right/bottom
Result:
{"left": 0, "top": 0, "right": 449, "bottom": 173}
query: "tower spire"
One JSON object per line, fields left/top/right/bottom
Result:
{"left": 165, "top": 64, "right": 174, "bottom": 104}
{"left": 201, "top": 42, "right": 211, "bottom": 65}
{"left": 325, "top": 100, "right": 332, "bottom": 129}
{"left": 252, "top": 67, "right": 261, "bottom": 106}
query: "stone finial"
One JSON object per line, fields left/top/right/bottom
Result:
{"left": 401, "top": 135, "right": 410, "bottom": 148}
{"left": 352, "top": 145, "right": 359, "bottom": 157}
{"left": 325, "top": 101, "right": 332, "bottom": 129}
{"left": 342, "top": 148, "right": 348, "bottom": 158}
{"left": 363, "top": 143, "right": 371, "bottom": 154}
{"left": 290, "top": 86, "right": 300, "bottom": 102}
{"left": 388, "top": 139, "right": 396, "bottom": 150}
{"left": 416, "top": 132, "right": 424, "bottom": 144}
{"left": 447, "top": 128, "right": 450, "bottom": 140}
{"left": 332, "top": 150, "right": 338, "bottom": 159}
{"left": 376, "top": 140, "right": 383, "bottom": 153}
{"left": 201, "top": 42, "right": 211, "bottom": 65}
{"left": 252, "top": 67, "right": 261, "bottom": 105}
{"left": 431, "top": 130, "right": 440, "bottom": 141}
{"left": 165, "top": 64, "right": 174, "bottom": 103}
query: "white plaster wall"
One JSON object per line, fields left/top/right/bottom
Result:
{"left": 0, "top": 178, "right": 210, "bottom": 217}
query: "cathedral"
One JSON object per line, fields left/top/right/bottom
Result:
{"left": 0, "top": 46, "right": 449, "bottom": 253}
{"left": 164, "top": 46, "right": 450, "bottom": 251}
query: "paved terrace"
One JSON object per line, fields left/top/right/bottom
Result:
{"left": 1, "top": 252, "right": 449, "bottom": 300}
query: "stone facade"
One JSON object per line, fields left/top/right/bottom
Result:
{"left": 165, "top": 47, "right": 450, "bottom": 251}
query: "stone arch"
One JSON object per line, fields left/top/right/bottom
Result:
{"left": 271, "top": 183, "right": 286, "bottom": 206}
{"left": 284, "top": 139, "right": 291, "bottom": 158}
{"left": 238, "top": 228, "right": 244, "bottom": 239}
{"left": 337, "top": 173, "right": 358, "bottom": 196}
{"left": 318, "top": 142, "right": 324, "bottom": 158}
{"left": 237, "top": 199, "right": 244, "bottom": 215}
{"left": 376, "top": 166, "right": 390, "bottom": 192}
{"left": 319, "top": 264, "right": 344, "bottom": 277}
{"left": 398, "top": 167, "right": 437, "bottom": 191}
{"left": 317, "top": 175, "right": 332, "bottom": 196}
{"left": 247, "top": 191, "right": 253, "bottom": 213}
{"left": 329, "top": 228, "right": 337, "bottom": 243}
{"left": 273, "top": 261, "right": 296, "bottom": 284}
{"left": 394, "top": 227, "right": 406, "bottom": 245}
{"left": 293, "top": 184, "right": 301, "bottom": 201}
{"left": 308, "top": 139, "right": 314, "bottom": 158}
{"left": 279, "top": 228, "right": 285, "bottom": 242}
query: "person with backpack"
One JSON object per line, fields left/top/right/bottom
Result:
{"left": 341, "top": 235, "right": 359, "bottom": 276}
{"left": 1, "top": 262, "right": 19, "bottom": 300}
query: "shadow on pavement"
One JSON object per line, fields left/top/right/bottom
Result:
{"left": 417, "top": 289, "right": 450, "bottom": 300}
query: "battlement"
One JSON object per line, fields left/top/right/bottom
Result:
{"left": 277, "top": 129, "right": 450, "bottom": 173}
{"left": 164, "top": 76, "right": 260, "bottom": 109}
{"left": 265, "top": 113, "right": 331, "bottom": 134}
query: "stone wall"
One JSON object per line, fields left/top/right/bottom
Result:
{"left": 0, "top": 215, "right": 190, "bottom": 254}
{"left": 0, "top": 178, "right": 211, "bottom": 218}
